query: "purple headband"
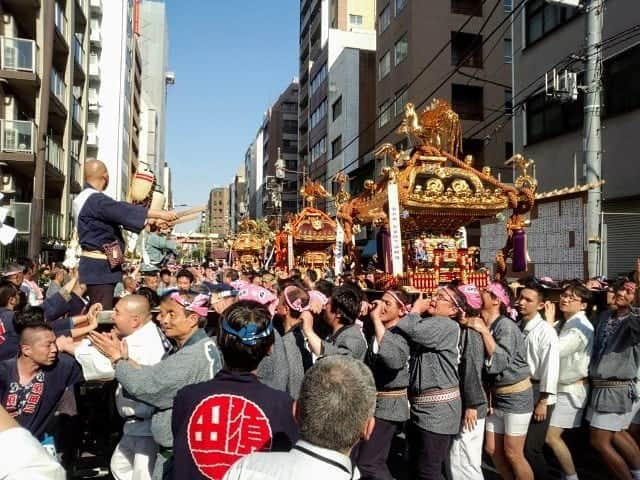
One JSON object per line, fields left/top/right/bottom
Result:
{"left": 170, "top": 292, "right": 209, "bottom": 317}
{"left": 283, "top": 285, "right": 309, "bottom": 313}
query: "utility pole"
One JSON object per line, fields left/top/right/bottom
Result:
{"left": 584, "top": 0, "right": 604, "bottom": 277}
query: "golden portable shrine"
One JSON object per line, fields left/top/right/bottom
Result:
{"left": 335, "top": 99, "right": 538, "bottom": 291}
{"left": 232, "top": 219, "right": 268, "bottom": 267}
{"left": 274, "top": 180, "right": 337, "bottom": 270}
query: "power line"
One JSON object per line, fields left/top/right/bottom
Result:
{"left": 304, "top": 0, "right": 497, "bottom": 178}
{"left": 310, "top": 0, "right": 527, "bottom": 182}
{"left": 465, "top": 25, "right": 640, "bottom": 140}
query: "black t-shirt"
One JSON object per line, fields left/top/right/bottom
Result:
{"left": 0, "top": 353, "right": 84, "bottom": 439}
{"left": 172, "top": 370, "right": 299, "bottom": 480}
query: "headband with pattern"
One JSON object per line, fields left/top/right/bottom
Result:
{"left": 170, "top": 292, "right": 209, "bottom": 317}
{"left": 486, "top": 282, "right": 518, "bottom": 320}
{"left": 385, "top": 290, "right": 411, "bottom": 314}
{"left": 221, "top": 319, "right": 273, "bottom": 346}
{"left": 283, "top": 285, "right": 309, "bottom": 313}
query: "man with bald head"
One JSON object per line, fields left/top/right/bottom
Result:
{"left": 57, "top": 294, "right": 167, "bottom": 480}
{"left": 73, "top": 159, "right": 177, "bottom": 309}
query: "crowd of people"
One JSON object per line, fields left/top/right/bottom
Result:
{"left": 0, "top": 160, "right": 639, "bottom": 480}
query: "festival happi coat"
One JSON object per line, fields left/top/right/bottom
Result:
{"left": 274, "top": 180, "right": 337, "bottom": 271}
{"left": 336, "top": 99, "right": 538, "bottom": 291}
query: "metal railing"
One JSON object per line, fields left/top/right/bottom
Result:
{"left": 44, "top": 210, "right": 63, "bottom": 239}
{"left": 0, "top": 37, "right": 37, "bottom": 73}
{"left": 46, "top": 138, "right": 64, "bottom": 171}
{"left": 0, "top": 119, "right": 35, "bottom": 153}
{"left": 50, "top": 68, "right": 66, "bottom": 103}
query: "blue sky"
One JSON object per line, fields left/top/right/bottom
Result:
{"left": 164, "top": 0, "right": 299, "bottom": 229}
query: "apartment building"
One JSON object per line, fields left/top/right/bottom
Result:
{"left": 229, "top": 166, "right": 246, "bottom": 233}
{"left": 244, "top": 131, "right": 263, "bottom": 219}
{"left": 512, "top": 0, "right": 640, "bottom": 276}
{"left": 86, "top": 0, "right": 140, "bottom": 201}
{"left": 376, "top": 0, "right": 513, "bottom": 176}
{"left": 208, "top": 186, "right": 230, "bottom": 238}
{"left": 262, "top": 81, "right": 299, "bottom": 222}
{"left": 298, "top": 0, "right": 377, "bottom": 190}
{"left": 138, "top": 0, "right": 173, "bottom": 196}
{"left": 0, "top": 0, "right": 91, "bottom": 261}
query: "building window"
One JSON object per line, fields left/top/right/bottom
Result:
{"left": 378, "top": 51, "right": 391, "bottom": 80}
{"left": 503, "top": 0, "right": 512, "bottom": 12}
{"left": 310, "top": 63, "right": 327, "bottom": 96}
{"left": 505, "top": 142, "right": 513, "bottom": 159}
{"left": 526, "top": 0, "right": 578, "bottom": 46}
{"left": 378, "top": 100, "right": 392, "bottom": 127}
{"left": 504, "top": 38, "right": 512, "bottom": 64}
{"left": 394, "top": 87, "right": 409, "bottom": 116}
{"left": 311, "top": 137, "right": 327, "bottom": 162}
{"left": 451, "top": 0, "right": 483, "bottom": 16}
{"left": 332, "top": 96, "right": 343, "bottom": 120}
{"left": 282, "top": 139, "right": 298, "bottom": 154}
{"left": 394, "top": 33, "right": 408, "bottom": 66}
{"left": 331, "top": 135, "right": 342, "bottom": 158}
{"left": 310, "top": 99, "right": 328, "bottom": 129}
{"left": 282, "top": 102, "right": 297, "bottom": 113}
{"left": 379, "top": 4, "right": 391, "bottom": 33}
{"left": 504, "top": 89, "right": 513, "bottom": 114}
{"left": 462, "top": 138, "right": 485, "bottom": 166}
{"left": 451, "top": 32, "right": 483, "bottom": 68}
{"left": 349, "top": 14, "right": 363, "bottom": 25}
{"left": 283, "top": 119, "right": 298, "bottom": 134}
{"left": 452, "top": 84, "right": 484, "bottom": 121}
{"left": 395, "top": 0, "right": 407, "bottom": 14}
{"left": 525, "top": 91, "right": 583, "bottom": 144}
{"left": 604, "top": 44, "right": 640, "bottom": 117}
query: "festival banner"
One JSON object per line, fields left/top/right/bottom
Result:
{"left": 287, "top": 234, "right": 294, "bottom": 271}
{"left": 335, "top": 221, "right": 344, "bottom": 275}
{"left": 387, "top": 182, "right": 403, "bottom": 275}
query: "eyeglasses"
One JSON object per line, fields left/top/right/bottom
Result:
{"left": 559, "top": 293, "right": 582, "bottom": 302}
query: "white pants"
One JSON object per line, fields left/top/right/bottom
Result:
{"left": 447, "top": 417, "right": 485, "bottom": 480}
{"left": 110, "top": 435, "right": 158, "bottom": 480}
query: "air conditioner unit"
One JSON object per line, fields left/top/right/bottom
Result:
{"left": 1, "top": 175, "right": 15, "bottom": 194}
{"left": 9, "top": 201, "right": 30, "bottom": 234}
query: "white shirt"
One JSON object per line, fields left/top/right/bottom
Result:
{"left": 223, "top": 440, "right": 360, "bottom": 480}
{"left": 0, "top": 427, "right": 65, "bottom": 480}
{"left": 556, "top": 311, "right": 593, "bottom": 386}
{"left": 521, "top": 314, "right": 560, "bottom": 405}
{"left": 74, "top": 320, "right": 166, "bottom": 436}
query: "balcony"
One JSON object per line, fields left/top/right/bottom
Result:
{"left": 88, "top": 55, "right": 100, "bottom": 78}
{"left": 0, "top": 119, "right": 35, "bottom": 154}
{"left": 43, "top": 210, "right": 64, "bottom": 239}
{"left": 0, "top": 37, "right": 38, "bottom": 74}
{"left": 88, "top": 88, "right": 99, "bottom": 113}
{"left": 89, "top": 0, "right": 102, "bottom": 14}
{"left": 90, "top": 27, "right": 101, "bottom": 46}
{"left": 46, "top": 138, "right": 64, "bottom": 172}
{"left": 87, "top": 129, "right": 98, "bottom": 147}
